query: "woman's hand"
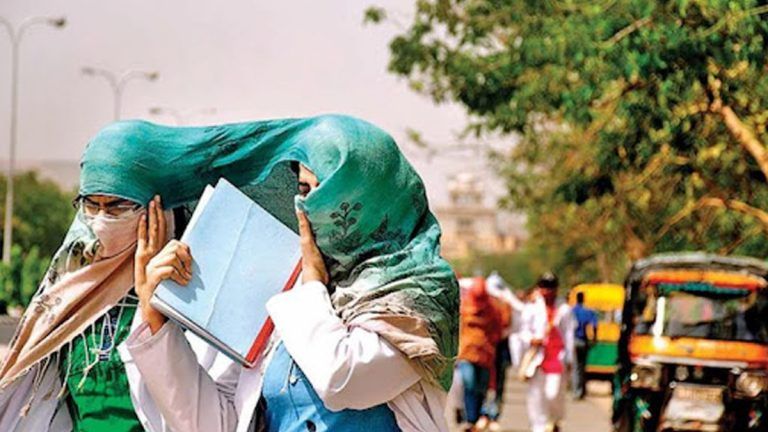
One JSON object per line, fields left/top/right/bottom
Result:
{"left": 297, "top": 210, "right": 329, "bottom": 285}
{"left": 135, "top": 196, "right": 193, "bottom": 334}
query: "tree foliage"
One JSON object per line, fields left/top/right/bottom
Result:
{"left": 0, "top": 171, "right": 74, "bottom": 309}
{"left": 451, "top": 247, "right": 567, "bottom": 289}
{"left": 369, "top": 0, "right": 768, "bottom": 283}
{"left": 0, "top": 171, "right": 75, "bottom": 258}
{"left": 0, "top": 245, "right": 49, "bottom": 309}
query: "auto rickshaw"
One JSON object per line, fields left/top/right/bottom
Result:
{"left": 613, "top": 253, "right": 768, "bottom": 432}
{"left": 568, "top": 283, "right": 624, "bottom": 380}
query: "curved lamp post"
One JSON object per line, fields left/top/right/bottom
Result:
{"left": 0, "top": 15, "right": 67, "bottom": 264}
{"left": 81, "top": 67, "right": 159, "bottom": 121}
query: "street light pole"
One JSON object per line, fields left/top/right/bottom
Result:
{"left": 0, "top": 16, "right": 66, "bottom": 264}
{"left": 148, "top": 106, "right": 217, "bottom": 125}
{"left": 82, "top": 67, "right": 159, "bottom": 120}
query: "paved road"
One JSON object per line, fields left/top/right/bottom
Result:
{"left": 448, "top": 375, "right": 613, "bottom": 432}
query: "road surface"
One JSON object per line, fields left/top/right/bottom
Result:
{"left": 448, "top": 374, "right": 613, "bottom": 432}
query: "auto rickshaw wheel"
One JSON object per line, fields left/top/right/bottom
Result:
{"left": 613, "top": 411, "right": 632, "bottom": 432}
{"left": 612, "top": 396, "right": 635, "bottom": 432}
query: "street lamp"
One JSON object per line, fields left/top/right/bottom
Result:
{"left": 0, "top": 15, "right": 67, "bottom": 264}
{"left": 148, "top": 106, "right": 217, "bottom": 125}
{"left": 81, "top": 67, "right": 159, "bottom": 120}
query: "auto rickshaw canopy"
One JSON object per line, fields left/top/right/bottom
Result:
{"left": 568, "top": 283, "right": 624, "bottom": 311}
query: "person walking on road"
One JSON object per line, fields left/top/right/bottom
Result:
{"left": 479, "top": 272, "right": 519, "bottom": 431}
{"left": 456, "top": 276, "right": 511, "bottom": 432}
{"left": 507, "top": 289, "right": 529, "bottom": 370}
{"left": 522, "top": 273, "right": 574, "bottom": 432}
{"left": 570, "top": 292, "right": 597, "bottom": 400}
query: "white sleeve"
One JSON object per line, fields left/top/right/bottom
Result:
{"left": 530, "top": 299, "right": 548, "bottom": 341}
{"left": 123, "top": 322, "right": 240, "bottom": 432}
{"left": 266, "top": 281, "right": 422, "bottom": 412}
{"left": 562, "top": 307, "right": 576, "bottom": 365}
{"left": 508, "top": 292, "right": 526, "bottom": 312}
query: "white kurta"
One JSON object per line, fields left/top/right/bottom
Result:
{"left": 504, "top": 290, "right": 529, "bottom": 369}
{"left": 120, "top": 281, "right": 449, "bottom": 432}
{"left": 0, "top": 362, "right": 71, "bottom": 432}
{"left": 521, "top": 297, "right": 574, "bottom": 432}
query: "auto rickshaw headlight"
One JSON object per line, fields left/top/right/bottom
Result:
{"left": 674, "top": 365, "right": 689, "bottom": 382}
{"left": 630, "top": 363, "right": 662, "bottom": 390}
{"left": 735, "top": 372, "right": 768, "bottom": 398}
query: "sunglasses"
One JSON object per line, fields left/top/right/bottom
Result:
{"left": 72, "top": 196, "right": 142, "bottom": 217}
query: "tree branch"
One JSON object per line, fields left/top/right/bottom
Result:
{"left": 701, "top": 5, "right": 768, "bottom": 38}
{"left": 707, "top": 74, "right": 768, "bottom": 179}
{"left": 654, "top": 193, "right": 768, "bottom": 243}
{"left": 719, "top": 226, "right": 761, "bottom": 255}
{"left": 602, "top": 16, "right": 652, "bottom": 47}
{"left": 699, "top": 197, "right": 768, "bottom": 230}
{"left": 713, "top": 103, "right": 768, "bottom": 180}
{"left": 653, "top": 200, "right": 699, "bottom": 242}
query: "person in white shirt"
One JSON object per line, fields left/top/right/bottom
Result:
{"left": 521, "top": 273, "right": 574, "bottom": 432}
{"left": 508, "top": 289, "right": 529, "bottom": 369}
{"left": 126, "top": 159, "right": 459, "bottom": 432}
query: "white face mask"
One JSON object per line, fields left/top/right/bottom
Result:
{"left": 85, "top": 209, "right": 144, "bottom": 260}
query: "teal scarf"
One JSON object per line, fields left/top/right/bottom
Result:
{"left": 80, "top": 114, "right": 458, "bottom": 389}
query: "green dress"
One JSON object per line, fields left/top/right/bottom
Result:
{"left": 60, "top": 298, "right": 143, "bottom": 432}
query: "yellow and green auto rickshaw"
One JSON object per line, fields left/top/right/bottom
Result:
{"left": 613, "top": 253, "right": 768, "bottom": 432}
{"left": 568, "top": 283, "right": 624, "bottom": 380}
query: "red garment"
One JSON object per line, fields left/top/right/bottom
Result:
{"left": 458, "top": 277, "right": 511, "bottom": 369}
{"left": 541, "top": 306, "right": 565, "bottom": 374}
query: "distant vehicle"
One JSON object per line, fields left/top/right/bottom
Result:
{"left": 568, "top": 283, "right": 624, "bottom": 381}
{"left": 613, "top": 253, "right": 768, "bottom": 432}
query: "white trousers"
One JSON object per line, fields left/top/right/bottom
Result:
{"left": 526, "top": 372, "right": 565, "bottom": 432}
{"left": 509, "top": 333, "right": 525, "bottom": 369}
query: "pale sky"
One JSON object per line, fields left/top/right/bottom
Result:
{"left": 0, "top": 0, "right": 515, "bottom": 208}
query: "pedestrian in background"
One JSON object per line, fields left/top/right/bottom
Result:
{"left": 479, "top": 272, "right": 519, "bottom": 431}
{"left": 456, "top": 277, "right": 511, "bottom": 432}
{"left": 570, "top": 292, "right": 598, "bottom": 400}
{"left": 508, "top": 289, "right": 529, "bottom": 370}
{"left": 522, "top": 273, "right": 574, "bottom": 432}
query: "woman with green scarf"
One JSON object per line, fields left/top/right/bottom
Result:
{"left": 121, "top": 114, "right": 459, "bottom": 432}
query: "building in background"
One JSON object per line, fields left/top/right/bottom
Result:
{"left": 434, "top": 172, "right": 521, "bottom": 260}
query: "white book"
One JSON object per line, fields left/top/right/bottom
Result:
{"left": 151, "top": 178, "right": 301, "bottom": 366}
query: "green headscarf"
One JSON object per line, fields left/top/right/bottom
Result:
{"left": 81, "top": 114, "right": 459, "bottom": 389}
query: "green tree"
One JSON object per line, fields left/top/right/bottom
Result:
{"left": 0, "top": 245, "right": 50, "bottom": 310}
{"left": 0, "top": 171, "right": 75, "bottom": 258}
{"left": 0, "top": 171, "right": 74, "bottom": 309}
{"left": 368, "top": 0, "right": 768, "bottom": 282}
{"left": 451, "top": 247, "right": 566, "bottom": 289}
{"left": 20, "top": 246, "right": 49, "bottom": 305}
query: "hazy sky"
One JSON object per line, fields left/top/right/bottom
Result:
{"left": 0, "top": 0, "right": 513, "bottom": 206}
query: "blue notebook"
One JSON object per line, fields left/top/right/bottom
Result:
{"left": 150, "top": 178, "right": 302, "bottom": 367}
